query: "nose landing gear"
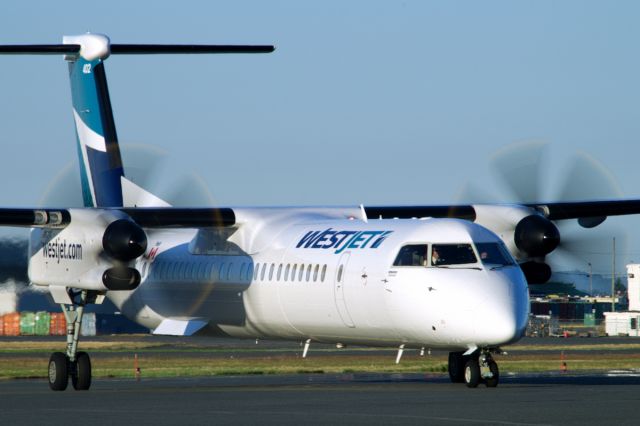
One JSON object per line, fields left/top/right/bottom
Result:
{"left": 448, "top": 349, "right": 500, "bottom": 388}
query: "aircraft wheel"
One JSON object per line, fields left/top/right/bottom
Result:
{"left": 464, "top": 358, "right": 480, "bottom": 388}
{"left": 71, "top": 352, "right": 92, "bottom": 391}
{"left": 48, "top": 352, "right": 69, "bottom": 391}
{"left": 448, "top": 352, "right": 465, "bottom": 383}
{"left": 485, "top": 360, "right": 499, "bottom": 388}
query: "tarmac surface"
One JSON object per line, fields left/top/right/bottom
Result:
{"left": 0, "top": 372, "right": 639, "bottom": 425}
{"left": 1, "top": 336, "right": 640, "bottom": 425}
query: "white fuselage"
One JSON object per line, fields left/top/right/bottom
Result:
{"left": 94, "top": 209, "right": 530, "bottom": 352}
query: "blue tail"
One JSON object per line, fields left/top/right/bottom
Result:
{"left": 0, "top": 34, "right": 273, "bottom": 208}
{"left": 64, "top": 34, "right": 124, "bottom": 208}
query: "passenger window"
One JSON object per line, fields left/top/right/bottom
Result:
{"left": 291, "top": 264, "right": 298, "bottom": 281}
{"left": 313, "top": 264, "right": 319, "bottom": 282}
{"left": 269, "top": 263, "right": 275, "bottom": 280}
{"left": 219, "top": 263, "right": 225, "bottom": 281}
{"left": 299, "top": 264, "right": 305, "bottom": 281}
{"left": 337, "top": 265, "right": 344, "bottom": 282}
{"left": 284, "top": 264, "right": 290, "bottom": 282}
{"left": 254, "top": 263, "right": 260, "bottom": 280}
{"left": 260, "top": 263, "right": 267, "bottom": 281}
{"left": 227, "top": 263, "right": 233, "bottom": 281}
{"left": 393, "top": 244, "right": 428, "bottom": 266}
{"left": 432, "top": 244, "right": 477, "bottom": 266}
{"left": 321, "top": 265, "right": 327, "bottom": 282}
{"left": 277, "top": 264, "right": 283, "bottom": 281}
{"left": 306, "top": 264, "right": 312, "bottom": 282}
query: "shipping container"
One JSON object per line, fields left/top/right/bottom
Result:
{"left": 80, "top": 312, "right": 96, "bottom": 337}
{"left": 49, "top": 312, "right": 66, "bottom": 336}
{"left": 20, "top": 311, "right": 35, "bottom": 335}
{"left": 34, "top": 311, "right": 51, "bottom": 336}
{"left": 3, "top": 312, "right": 21, "bottom": 336}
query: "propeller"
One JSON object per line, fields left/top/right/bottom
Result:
{"left": 39, "top": 143, "right": 217, "bottom": 208}
{"left": 38, "top": 143, "right": 217, "bottom": 291}
{"left": 120, "top": 143, "right": 217, "bottom": 207}
{"left": 458, "top": 140, "right": 626, "bottom": 284}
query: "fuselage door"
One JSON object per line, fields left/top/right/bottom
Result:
{"left": 334, "top": 251, "right": 355, "bottom": 328}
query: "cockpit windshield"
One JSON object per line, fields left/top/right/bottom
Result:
{"left": 431, "top": 244, "right": 477, "bottom": 266}
{"left": 393, "top": 244, "right": 428, "bottom": 266}
{"left": 392, "top": 242, "right": 514, "bottom": 269}
{"left": 475, "top": 242, "right": 515, "bottom": 268}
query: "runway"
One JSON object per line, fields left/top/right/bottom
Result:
{"left": 1, "top": 372, "right": 639, "bottom": 425}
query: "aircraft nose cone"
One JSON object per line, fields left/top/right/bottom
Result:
{"left": 481, "top": 309, "right": 522, "bottom": 346}
{"left": 476, "top": 272, "right": 529, "bottom": 346}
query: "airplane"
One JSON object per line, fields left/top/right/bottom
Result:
{"left": 1, "top": 33, "right": 640, "bottom": 391}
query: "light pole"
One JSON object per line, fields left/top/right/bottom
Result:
{"left": 611, "top": 237, "right": 616, "bottom": 313}
{"left": 588, "top": 262, "right": 592, "bottom": 296}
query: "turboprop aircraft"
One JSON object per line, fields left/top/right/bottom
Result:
{"left": 2, "top": 33, "right": 640, "bottom": 391}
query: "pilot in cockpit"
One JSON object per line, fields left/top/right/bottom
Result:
{"left": 431, "top": 247, "right": 440, "bottom": 266}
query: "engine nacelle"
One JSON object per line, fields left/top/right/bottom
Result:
{"left": 102, "top": 266, "right": 141, "bottom": 291}
{"left": 28, "top": 209, "right": 146, "bottom": 291}
{"left": 473, "top": 205, "right": 560, "bottom": 260}
{"left": 514, "top": 215, "right": 560, "bottom": 257}
{"left": 519, "top": 261, "right": 552, "bottom": 284}
{"left": 102, "top": 219, "right": 147, "bottom": 261}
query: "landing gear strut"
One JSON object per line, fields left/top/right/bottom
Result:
{"left": 48, "top": 290, "right": 94, "bottom": 391}
{"left": 448, "top": 349, "right": 500, "bottom": 388}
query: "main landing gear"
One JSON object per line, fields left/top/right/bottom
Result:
{"left": 448, "top": 349, "right": 500, "bottom": 388}
{"left": 48, "top": 290, "right": 94, "bottom": 391}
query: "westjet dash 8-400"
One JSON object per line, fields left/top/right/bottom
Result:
{"left": 1, "top": 33, "right": 640, "bottom": 391}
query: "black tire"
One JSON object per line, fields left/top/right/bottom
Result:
{"left": 464, "top": 358, "right": 481, "bottom": 388}
{"left": 71, "top": 352, "right": 92, "bottom": 391}
{"left": 448, "top": 352, "right": 465, "bottom": 383}
{"left": 485, "top": 360, "right": 499, "bottom": 388}
{"left": 48, "top": 352, "right": 69, "bottom": 391}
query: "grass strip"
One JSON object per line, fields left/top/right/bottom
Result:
{"left": 2, "top": 352, "right": 640, "bottom": 380}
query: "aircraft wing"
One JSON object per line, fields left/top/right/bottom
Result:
{"left": 0, "top": 207, "right": 236, "bottom": 228}
{"left": 364, "top": 199, "right": 640, "bottom": 222}
{"left": 3, "top": 199, "right": 640, "bottom": 228}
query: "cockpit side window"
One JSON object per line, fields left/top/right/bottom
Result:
{"left": 393, "top": 244, "right": 428, "bottom": 266}
{"left": 475, "top": 242, "right": 515, "bottom": 267}
{"left": 431, "top": 244, "right": 477, "bottom": 266}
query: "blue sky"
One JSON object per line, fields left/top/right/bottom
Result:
{"left": 1, "top": 1, "right": 639, "bottom": 276}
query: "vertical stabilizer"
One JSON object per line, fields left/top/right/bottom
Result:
{"left": 64, "top": 34, "right": 124, "bottom": 208}
{"left": 0, "top": 36, "right": 274, "bottom": 208}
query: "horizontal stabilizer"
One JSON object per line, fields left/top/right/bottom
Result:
{"left": 110, "top": 44, "right": 274, "bottom": 54}
{"left": 0, "top": 43, "right": 274, "bottom": 57}
{"left": 152, "top": 318, "right": 208, "bottom": 336}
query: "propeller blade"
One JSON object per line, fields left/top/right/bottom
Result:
{"left": 549, "top": 221, "right": 627, "bottom": 275}
{"left": 39, "top": 143, "right": 217, "bottom": 208}
{"left": 454, "top": 182, "right": 498, "bottom": 204}
{"left": 162, "top": 173, "right": 216, "bottom": 207}
{"left": 490, "top": 140, "right": 547, "bottom": 203}
{"left": 555, "top": 151, "right": 624, "bottom": 202}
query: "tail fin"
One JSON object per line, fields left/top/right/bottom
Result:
{"left": 0, "top": 34, "right": 274, "bottom": 208}
{"left": 64, "top": 34, "right": 124, "bottom": 207}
